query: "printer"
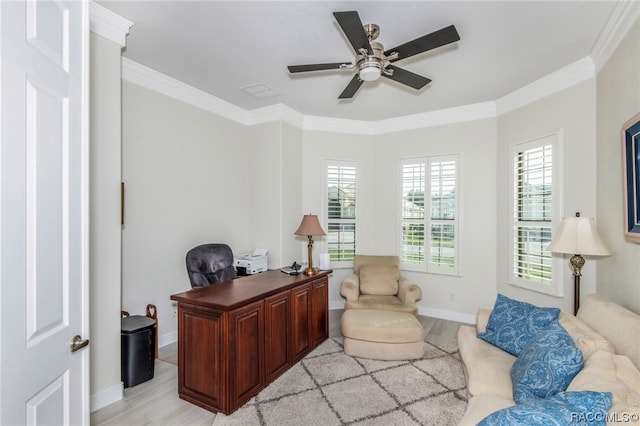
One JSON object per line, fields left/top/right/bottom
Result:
{"left": 234, "top": 248, "right": 268, "bottom": 275}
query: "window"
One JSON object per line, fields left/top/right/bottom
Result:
{"left": 326, "top": 161, "right": 357, "bottom": 267}
{"left": 400, "top": 155, "right": 459, "bottom": 274}
{"left": 510, "top": 134, "right": 563, "bottom": 296}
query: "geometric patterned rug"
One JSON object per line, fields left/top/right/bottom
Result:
{"left": 212, "top": 337, "right": 467, "bottom": 426}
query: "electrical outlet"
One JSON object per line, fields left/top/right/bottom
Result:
{"left": 449, "top": 292, "right": 456, "bottom": 303}
{"left": 172, "top": 307, "right": 177, "bottom": 318}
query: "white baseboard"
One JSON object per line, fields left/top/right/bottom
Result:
{"left": 329, "top": 300, "right": 476, "bottom": 325}
{"left": 90, "top": 331, "right": 177, "bottom": 413}
{"left": 159, "top": 330, "right": 177, "bottom": 348}
{"left": 419, "top": 306, "right": 476, "bottom": 325}
{"left": 329, "top": 300, "right": 346, "bottom": 310}
{"left": 90, "top": 382, "right": 123, "bottom": 413}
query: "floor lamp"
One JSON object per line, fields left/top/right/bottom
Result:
{"left": 294, "top": 214, "right": 326, "bottom": 276}
{"left": 547, "top": 212, "right": 610, "bottom": 315}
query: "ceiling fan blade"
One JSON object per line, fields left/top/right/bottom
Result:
{"left": 383, "top": 65, "right": 431, "bottom": 90}
{"left": 288, "top": 63, "right": 350, "bottom": 73}
{"left": 333, "top": 11, "right": 374, "bottom": 55}
{"left": 384, "top": 25, "right": 460, "bottom": 62}
{"left": 338, "top": 74, "right": 364, "bottom": 99}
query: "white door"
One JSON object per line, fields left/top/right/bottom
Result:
{"left": 1, "top": 0, "right": 89, "bottom": 425}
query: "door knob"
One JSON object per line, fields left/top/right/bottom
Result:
{"left": 69, "top": 335, "right": 89, "bottom": 353}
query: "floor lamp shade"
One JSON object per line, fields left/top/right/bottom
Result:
{"left": 547, "top": 213, "right": 609, "bottom": 315}
{"left": 547, "top": 215, "right": 610, "bottom": 256}
{"left": 294, "top": 215, "right": 326, "bottom": 276}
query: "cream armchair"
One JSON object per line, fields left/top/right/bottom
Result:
{"left": 340, "top": 255, "right": 422, "bottom": 315}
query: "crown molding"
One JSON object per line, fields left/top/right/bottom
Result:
{"left": 301, "top": 102, "right": 496, "bottom": 135}
{"left": 249, "top": 103, "right": 304, "bottom": 128}
{"left": 303, "top": 115, "right": 378, "bottom": 135}
{"left": 373, "top": 102, "right": 497, "bottom": 134}
{"left": 122, "top": 55, "right": 595, "bottom": 134}
{"left": 89, "top": 2, "right": 133, "bottom": 47}
{"left": 111, "top": 1, "right": 634, "bottom": 134}
{"left": 591, "top": 0, "right": 640, "bottom": 74}
{"left": 495, "top": 57, "right": 594, "bottom": 116}
{"left": 121, "top": 58, "right": 250, "bottom": 125}
{"left": 121, "top": 58, "right": 497, "bottom": 134}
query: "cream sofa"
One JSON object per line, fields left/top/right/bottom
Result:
{"left": 458, "top": 294, "right": 640, "bottom": 425}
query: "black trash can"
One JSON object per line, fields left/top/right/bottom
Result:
{"left": 121, "top": 315, "right": 156, "bottom": 388}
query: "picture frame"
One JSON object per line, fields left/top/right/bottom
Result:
{"left": 623, "top": 112, "right": 640, "bottom": 243}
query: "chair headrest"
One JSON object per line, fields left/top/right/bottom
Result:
{"left": 186, "top": 243, "right": 234, "bottom": 274}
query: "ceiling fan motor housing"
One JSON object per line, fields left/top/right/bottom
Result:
{"left": 358, "top": 41, "right": 385, "bottom": 81}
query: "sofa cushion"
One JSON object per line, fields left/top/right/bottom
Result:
{"left": 477, "top": 294, "right": 560, "bottom": 356}
{"left": 558, "top": 312, "right": 615, "bottom": 361}
{"left": 345, "top": 296, "right": 417, "bottom": 314}
{"left": 458, "top": 325, "right": 516, "bottom": 400}
{"left": 476, "top": 308, "right": 492, "bottom": 333}
{"left": 457, "top": 395, "right": 515, "bottom": 426}
{"left": 577, "top": 294, "right": 640, "bottom": 371}
{"left": 568, "top": 350, "right": 640, "bottom": 422}
{"left": 341, "top": 309, "right": 423, "bottom": 344}
{"left": 359, "top": 264, "right": 400, "bottom": 296}
{"left": 477, "top": 391, "right": 612, "bottom": 426}
{"left": 511, "top": 320, "right": 584, "bottom": 403}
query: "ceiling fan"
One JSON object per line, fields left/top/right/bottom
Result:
{"left": 287, "top": 11, "right": 460, "bottom": 99}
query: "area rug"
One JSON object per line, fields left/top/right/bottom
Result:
{"left": 211, "top": 337, "right": 467, "bottom": 426}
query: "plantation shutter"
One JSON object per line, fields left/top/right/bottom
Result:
{"left": 327, "top": 162, "right": 357, "bottom": 263}
{"left": 429, "top": 159, "right": 457, "bottom": 271}
{"left": 401, "top": 163, "right": 426, "bottom": 264}
{"left": 400, "top": 155, "right": 459, "bottom": 274}
{"left": 513, "top": 144, "right": 553, "bottom": 283}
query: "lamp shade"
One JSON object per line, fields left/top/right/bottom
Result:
{"left": 294, "top": 214, "right": 326, "bottom": 236}
{"left": 547, "top": 216, "right": 610, "bottom": 256}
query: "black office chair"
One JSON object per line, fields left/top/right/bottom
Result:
{"left": 185, "top": 243, "right": 237, "bottom": 288}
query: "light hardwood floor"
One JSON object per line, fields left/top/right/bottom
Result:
{"left": 90, "top": 310, "right": 468, "bottom": 425}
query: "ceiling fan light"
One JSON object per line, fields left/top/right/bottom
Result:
{"left": 359, "top": 62, "right": 381, "bottom": 81}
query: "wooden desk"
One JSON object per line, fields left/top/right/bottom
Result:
{"left": 170, "top": 269, "right": 331, "bottom": 415}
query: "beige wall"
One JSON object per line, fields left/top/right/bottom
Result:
{"left": 121, "top": 81, "right": 252, "bottom": 339}
{"left": 301, "top": 130, "right": 375, "bottom": 303}
{"left": 281, "top": 122, "right": 304, "bottom": 267}
{"left": 372, "top": 119, "right": 498, "bottom": 317}
{"left": 496, "top": 79, "right": 598, "bottom": 312}
{"left": 247, "top": 122, "right": 283, "bottom": 266}
{"left": 246, "top": 121, "right": 304, "bottom": 269}
{"left": 300, "top": 119, "right": 497, "bottom": 317}
{"left": 596, "top": 18, "right": 640, "bottom": 313}
{"left": 89, "top": 32, "right": 124, "bottom": 405}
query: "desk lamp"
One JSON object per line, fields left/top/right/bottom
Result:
{"left": 294, "top": 214, "right": 326, "bottom": 276}
{"left": 547, "top": 212, "right": 610, "bottom": 315}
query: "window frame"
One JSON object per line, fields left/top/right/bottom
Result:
{"left": 508, "top": 132, "right": 564, "bottom": 297}
{"left": 399, "top": 154, "right": 461, "bottom": 276}
{"left": 324, "top": 159, "right": 358, "bottom": 269}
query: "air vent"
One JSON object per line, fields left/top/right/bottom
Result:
{"left": 239, "top": 83, "right": 280, "bottom": 99}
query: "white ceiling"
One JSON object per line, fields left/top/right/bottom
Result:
{"left": 99, "top": 1, "right": 619, "bottom": 122}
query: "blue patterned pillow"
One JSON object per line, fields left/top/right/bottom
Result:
{"left": 477, "top": 294, "right": 560, "bottom": 356}
{"left": 511, "top": 320, "right": 584, "bottom": 403}
{"left": 478, "top": 391, "right": 613, "bottom": 426}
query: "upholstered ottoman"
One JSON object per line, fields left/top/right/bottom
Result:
{"left": 341, "top": 309, "right": 425, "bottom": 360}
